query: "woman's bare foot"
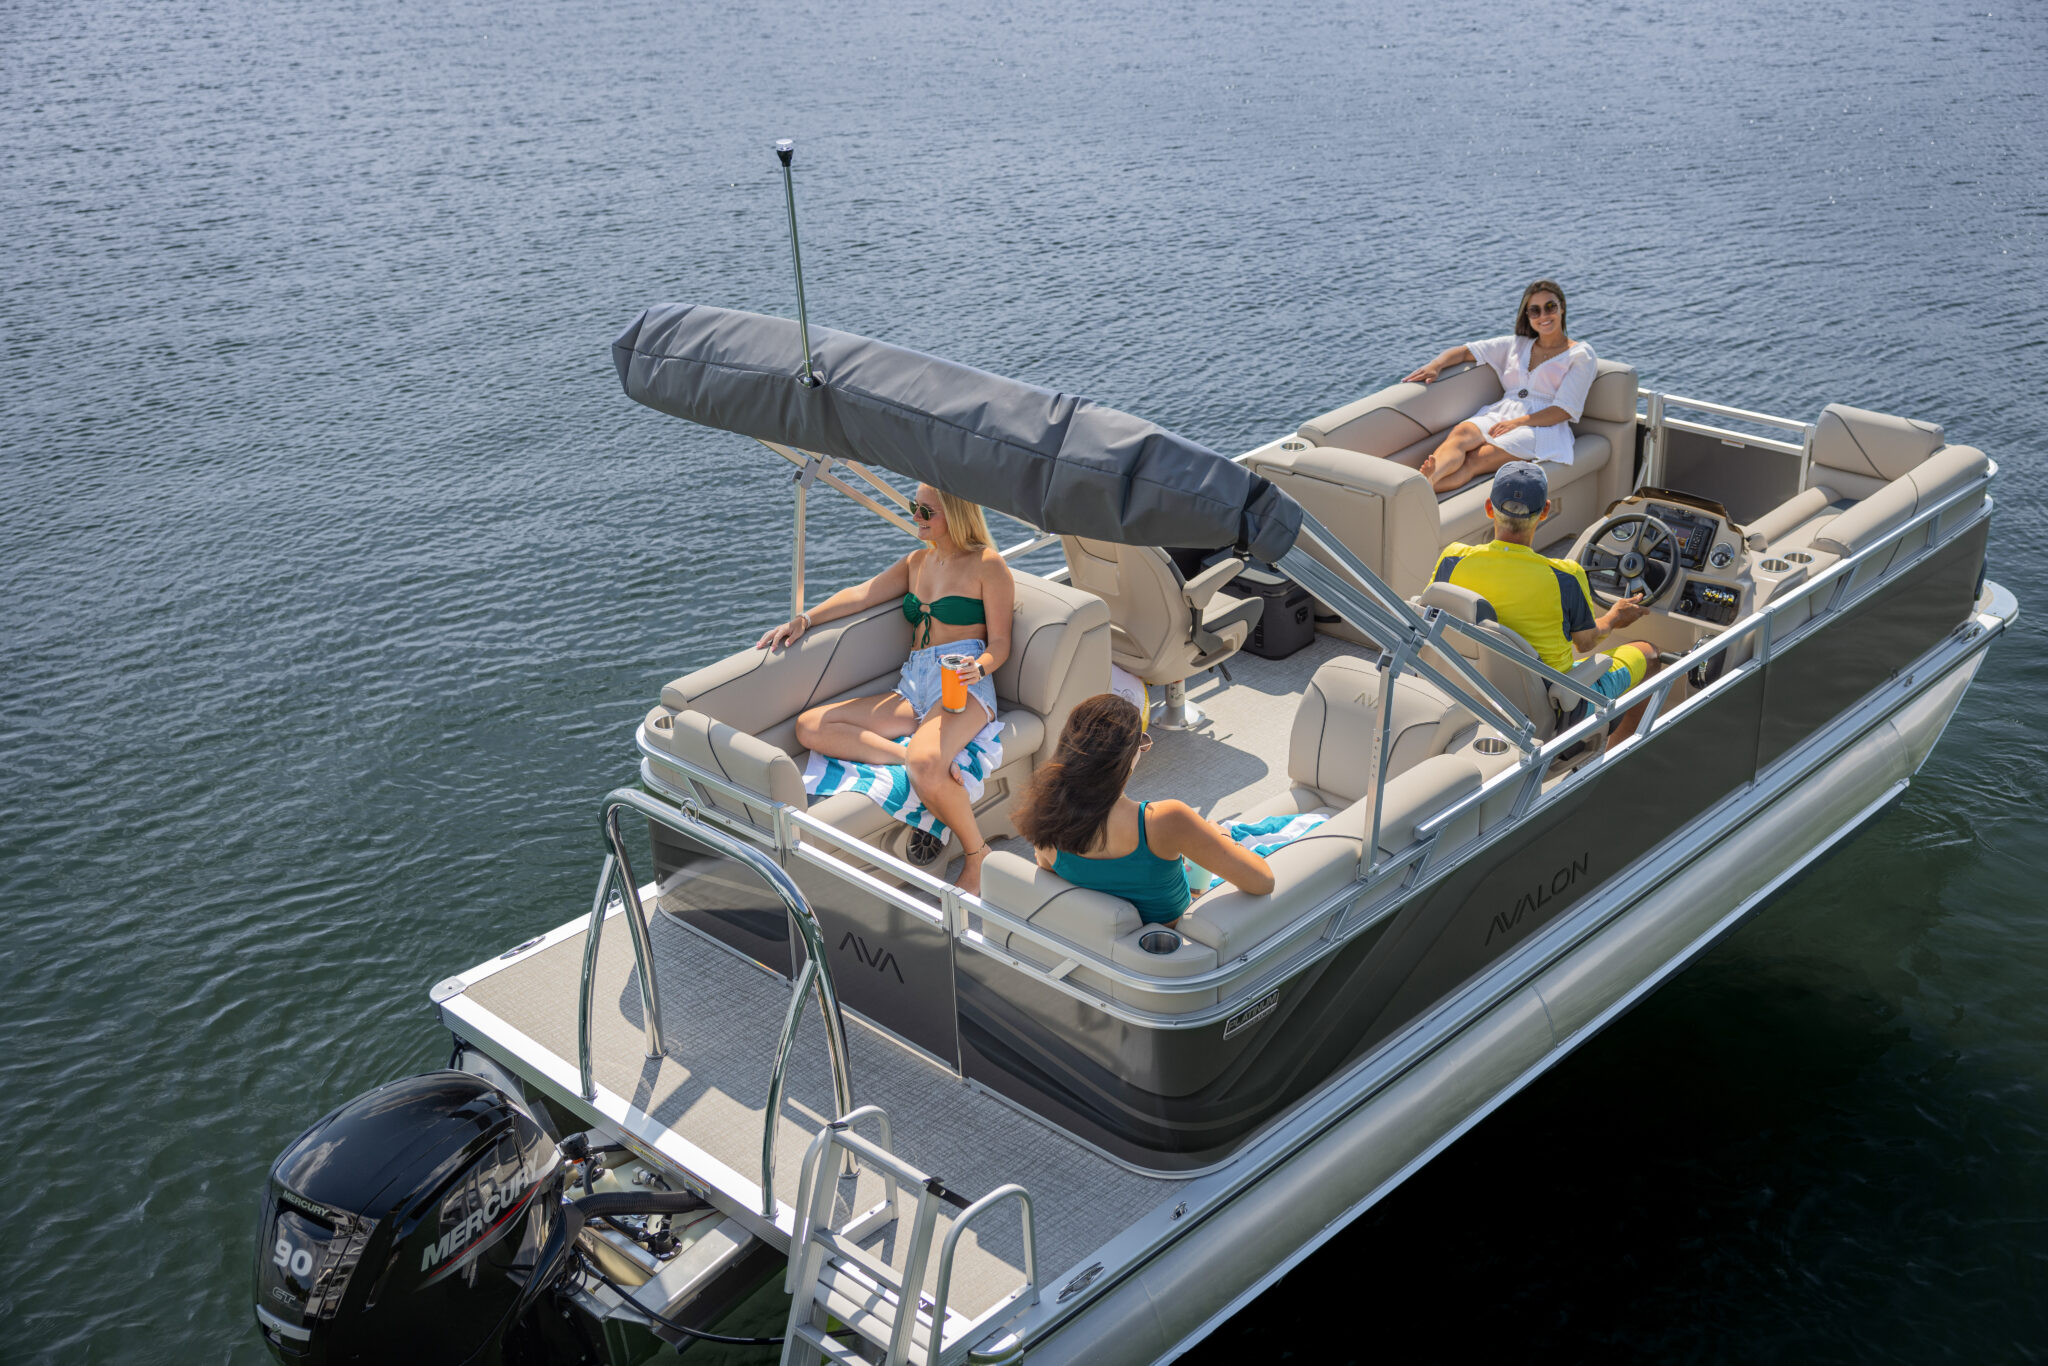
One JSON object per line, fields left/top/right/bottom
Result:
{"left": 956, "top": 842, "right": 989, "bottom": 897}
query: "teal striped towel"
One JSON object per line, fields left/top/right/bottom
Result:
{"left": 801, "top": 719, "right": 1005, "bottom": 846}
{"left": 1202, "top": 812, "right": 1329, "bottom": 889}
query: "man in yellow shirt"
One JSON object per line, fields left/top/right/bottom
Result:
{"left": 1431, "top": 462, "right": 1664, "bottom": 740}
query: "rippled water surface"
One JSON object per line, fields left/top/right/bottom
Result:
{"left": 3, "top": 0, "right": 2045, "bottom": 1360}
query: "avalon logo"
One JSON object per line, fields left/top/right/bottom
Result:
{"left": 838, "top": 931, "right": 904, "bottom": 983}
{"left": 1484, "top": 852, "right": 1591, "bottom": 946}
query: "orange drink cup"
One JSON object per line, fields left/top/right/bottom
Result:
{"left": 939, "top": 654, "right": 972, "bottom": 713}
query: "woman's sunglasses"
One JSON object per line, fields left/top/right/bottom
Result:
{"left": 1527, "top": 300, "right": 1561, "bottom": 317}
{"left": 1136, "top": 734, "right": 1153, "bottom": 753}
{"left": 909, "top": 499, "right": 939, "bottom": 521}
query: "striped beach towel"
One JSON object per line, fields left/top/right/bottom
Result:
{"left": 802, "top": 719, "right": 1005, "bottom": 846}
{"left": 1202, "top": 812, "right": 1329, "bottom": 889}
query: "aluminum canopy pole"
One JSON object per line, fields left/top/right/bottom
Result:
{"left": 774, "top": 140, "right": 818, "bottom": 389}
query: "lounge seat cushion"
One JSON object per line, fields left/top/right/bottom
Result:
{"left": 978, "top": 852, "right": 1221, "bottom": 1011}
{"left": 1290, "top": 656, "right": 1474, "bottom": 801}
{"left": 1176, "top": 818, "right": 1366, "bottom": 961}
{"left": 1745, "top": 485, "right": 1840, "bottom": 547}
{"left": 1810, "top": 402, "right": 1945, "bottom": 501}
{"left": 1812, "top": 444, "right": 1988, "bottom": 558}
{"left": 1435, "top": 432, "right": 1611, "bottom": 544}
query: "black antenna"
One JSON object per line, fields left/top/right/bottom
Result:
{"left": 774, "top": 139, "right": 819, "bottom": 388}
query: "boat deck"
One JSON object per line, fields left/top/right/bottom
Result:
{"left": 449, "top": 906, "right": 1186, "bottom": 1321}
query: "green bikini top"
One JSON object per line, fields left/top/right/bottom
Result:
{"left": 903, "top": 592, "right": 986, "bottom": 648}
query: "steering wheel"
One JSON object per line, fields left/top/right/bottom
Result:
{"left": 1577, "top": 512, "right": 1683, "bottom": 608}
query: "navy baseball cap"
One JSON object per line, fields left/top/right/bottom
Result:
{"left": 1491, "top": 461, "right": 1549, "bottom": 517}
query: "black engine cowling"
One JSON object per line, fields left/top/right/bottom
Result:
{"left": 253, "top": 1070, "right": 563, "bottom": 1364}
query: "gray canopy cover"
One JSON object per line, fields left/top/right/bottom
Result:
{"left": 612, "top": 304, "right": 1302, "bottom": 562}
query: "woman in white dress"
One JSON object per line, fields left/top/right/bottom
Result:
{"left": 1403, "top": 279, "right": 1599, "bottom": 493}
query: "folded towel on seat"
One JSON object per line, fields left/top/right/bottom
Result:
{"left": 802, "top": 719, "right": 1005, "bottom": 845}
{"left": 1201, "top": 811, "right": 1329, "bottom": 889}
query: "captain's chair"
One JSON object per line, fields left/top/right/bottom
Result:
{"left": 1414, "top": 582, "right": 1611, "bottom": 742}
{"left": 1059, "top": 537, "right": 1264, "bottom": 728}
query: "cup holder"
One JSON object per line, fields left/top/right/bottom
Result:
{"left": 652, "top": 714, "right": 673, "bottom": 731}
{"left": 1784, "top": 551, "right": 1814, "bottom": 564}
{"left": 1280, "top": 440, "right": 1307, "bottom": 451}
{"left": 1139, "top": 929, "right": 1182, "bottom": 955}
{"left": 1472, "top": 736, "right": 1510, "bottom": 755}
{"left": 1759, "top": 558, "right": 1791, "bottom": 573}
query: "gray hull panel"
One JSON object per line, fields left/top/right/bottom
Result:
{"left": 952, "top": 521, "right": 1988, "bottom": 1171}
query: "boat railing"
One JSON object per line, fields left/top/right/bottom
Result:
{"left": 1640, "top": 390, "right": 1817, "bottom": 494}
{"left": 636, "top": 742, "right": 1495, "bottom": 1014}
{"left": 587, "top": 787, "right": 857, "bottom": 1218}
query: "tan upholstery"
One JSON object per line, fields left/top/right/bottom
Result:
{"left": 1745, "top": 485, "right": 1840, "bottom": 548}
{"left": 1810, "top": 403, "right": 1945, "bottom": 502}
{"left": 643, "top": 705, "right": 805, "bottom": 828}
{"left": 645, "top": 576, "right": 1111, "bottom": 848}
{"left": 662, "top": 601, "right": 912, "bottom": 732}
{"left": 1240, "top": 445, "right": 1443, "bottom": 604}
{"left": 1058, "top": 538, "right": 1260, "bottom": 687}
{"left": 1185, "top": 754, "right": 1482, "bottom": 961}
{"left": 976, "top": 654, "right": 1492, "bottom": 1006}
{"left": 1434, "top": 432, "right": 1612, "bottom": 548}
{"left": 1278, "top": 360, "right": 1639, "bottom": 613}
{"left": 1811, "top": 444, "right": 1990, "bottom": 599}
{"left": 1288, "top": 654, "right": 1476, "bottom": 800}
{"left": 978, "top": 852, "right": 1221, "bottom": 1012}
{"left": 1178, "top": 822, "right": 1369, "bottom": 961}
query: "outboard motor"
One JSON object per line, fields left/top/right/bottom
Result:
{"left": 253, "top": 1071, "right": 566, "bottom": 1364}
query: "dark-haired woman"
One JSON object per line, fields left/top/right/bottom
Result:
{"left": 1403, "top": 279, "right": 1598, "bottom": 493}
{"left": 1013, "top": 695, "right": 1274, "bottom": 925}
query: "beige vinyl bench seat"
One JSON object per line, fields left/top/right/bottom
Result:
{"left": 975, "top": 656, "right": 1493, "bottom": 1014}
{"left": 1254, "top": 359, "right": 1639, "bottom": 611}
{"left": 643, "top": 575, "right": 1111, "bottom": 867}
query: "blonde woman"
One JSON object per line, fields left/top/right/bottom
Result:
{"left": 758, "top": 483, "right": 1015, "bottom": 894}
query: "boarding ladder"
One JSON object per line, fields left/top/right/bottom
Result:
{"left": 780, "top": 1106, "right": 1039, "bottom": 1366}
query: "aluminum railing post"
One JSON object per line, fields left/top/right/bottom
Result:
{"left": 603, "top": 807, "right": 667, "bottom": 1060}
{"left": 577, "top": 854, "right": 618, "bottom": 1102}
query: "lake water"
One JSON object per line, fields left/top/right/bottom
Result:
{"left": 3, "top": 0, "right": 2044, "bottom": 1359}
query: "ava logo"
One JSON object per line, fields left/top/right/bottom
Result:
{"left": 838, "top": 931, "right": 904, "bottom": 983}
{"left": 1484, "top": 852, "right": 1591, "bottom": 946}
{"left": 419, "top": 1157, "right": 536, "bottom": 1283}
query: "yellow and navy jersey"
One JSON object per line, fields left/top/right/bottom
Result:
{"left": 1430, "top": 539, "right": 1594, "bottom": 673}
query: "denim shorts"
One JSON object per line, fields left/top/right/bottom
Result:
{"left": 893, "top": 639, "right": 997, "bottom": 723}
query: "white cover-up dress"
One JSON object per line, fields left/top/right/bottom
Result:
{"left": 1462, "top": 335, "right": 1599, "bottom": 466}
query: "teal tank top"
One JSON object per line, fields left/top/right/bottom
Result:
{"left": 1051, "top": 803, "right": 1191, "bottom": 926}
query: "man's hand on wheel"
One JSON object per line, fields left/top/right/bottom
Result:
{"left": 1600, "top": 593, "right": 1649, "bottom": 631}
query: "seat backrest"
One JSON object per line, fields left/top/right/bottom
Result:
{"left": 1242, "top": 445, "right": 1443, "bottom": 602}
{"left": 1298, "top": 362, "right": 1505, "bottom": 453}
{"left": 994, "top": 574, "right": 1114, "bottom": 752}
{"left": 662, "top": 600, "right": 914, "bottom": 737}
{"left": 1812, "top": 443, "right": 1989, "bottom": 563}
{"left": 1413, "top": 583, "right": 1562, "bottom": 736}
{"left": 1289, "top": 360, "right": 1640, "bottom": 577}
{"left": 1287, "top": 655, "right": 1475, "bottom": 804}
{"left": 1059, "top": 537, "right": 1201, "bottom": 684}
{"left": 1810, "top": 403, "right": 1946, "bottom": 502}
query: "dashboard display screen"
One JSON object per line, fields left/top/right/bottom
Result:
{"left": 1645, "top": 504, "right": 1717, "bottom": 569}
